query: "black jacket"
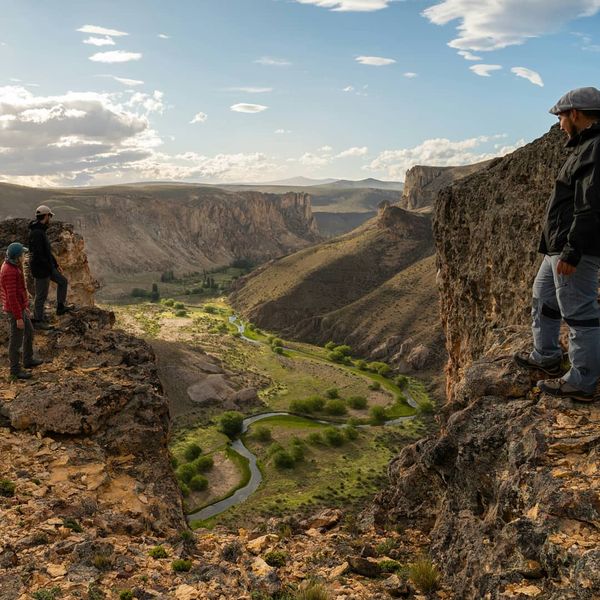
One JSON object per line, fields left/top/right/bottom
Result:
{"left": 28, "top": 221, "right": 58, "bottom": 278}
{"left": 539, "top": 121, "right": 600, "bottom": 266}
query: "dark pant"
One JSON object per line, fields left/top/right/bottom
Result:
{"left": 8, "top": 313, "right": 33, "bottom": 374}
{"left": 33, "top": 268, "right": 68, "bottom": 320}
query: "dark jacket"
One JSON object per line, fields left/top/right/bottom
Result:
{"left": 539, "top": 121, "right": 600, "bottom": 266}
{"left": 28, "top": 220, "right": 58, "bottom": 278}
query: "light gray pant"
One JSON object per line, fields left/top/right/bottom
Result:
{"left": 7, "top": 313, "right": 33, "bottom": 374}
{"left": 34, "top": 268, "right": 68, "bottom": 320}
{"left": 530, "top": 254, "right": 600, "bottom": 393}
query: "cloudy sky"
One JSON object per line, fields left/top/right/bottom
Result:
{"left": 1, "top": 0, "right": 600, "bottom": 186}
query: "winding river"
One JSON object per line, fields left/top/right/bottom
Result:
{"left": 187, "top": 316, "right": 418, "bottom": 523}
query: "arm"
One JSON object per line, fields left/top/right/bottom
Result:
{"left": 29, "top": 228, "right": 54, "bottom": 271}
{"left": 1, "top": 269, "right": 25, "bottom": 320}
{"left": 560, "top": 143, "right": 600, "bottom": 267}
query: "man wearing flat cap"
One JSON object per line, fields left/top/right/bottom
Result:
{"left": 28, "top": 205, "right": 73, "bottom": 329}
{"left": 515, "top": 87, "right": 600, "bottom": 402}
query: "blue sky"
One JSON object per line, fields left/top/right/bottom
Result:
{"left": 1, "top": 0, "right": 600, "bottom": 186}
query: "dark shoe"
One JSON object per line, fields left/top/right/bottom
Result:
{"left": 56, "top": 304, "right": 75, "bottom": 316}
{"left": 10, "top": 370, "right": 32, "bottom": 381}
{"left": 24, "top": 358, "right": 44, "bottom": 368}
{"left": 537, "top": 378, "right": 595, "bottom": 402}
{"left": 32, "top": 319, "right": 54, "bottom": 331}
{"left": 513, "top": 352, "right": 563, "bottom": 377}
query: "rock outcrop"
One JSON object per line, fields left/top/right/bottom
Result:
{"left": 371, "top": 126, "right": 600, "bottom": 599}
{"left": 400, "top": 161, "right": 492, "bottom": 211}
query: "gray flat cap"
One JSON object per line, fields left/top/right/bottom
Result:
{"left": 549, "top": 86, "right": 600, "bottom": 115}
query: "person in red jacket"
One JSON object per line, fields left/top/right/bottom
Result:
{"left": 0, "top": 243, "right": 43, "bottom": 380}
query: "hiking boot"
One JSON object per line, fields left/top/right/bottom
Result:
{"left": 513, "top": 352, "right": 564, "bottom": 377}
{"left": 56, "top": 303, "right": 75, "bottom": 316}
{"left": 24, "top": 358, "right": 44, "bottom": 369}
{"left": 10, "top": 370, "right": 32, "bottom": 381}
{"left": 537, "top": 378, "right": 595, "bottom": 402}
{"left": 32, "top": 319, "right": 54, "bottom": 331}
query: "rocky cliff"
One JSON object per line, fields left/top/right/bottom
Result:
{"left": 400, "top": 161, "right": 491, "bottom": 211}
{"left": 0, "top": 183, "right": 321, "bottom": 281}
{"left": 371, "top": 125, "right": 600, "bottom": 599}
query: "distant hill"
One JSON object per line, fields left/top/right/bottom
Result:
{"left": 324, "top": 178, "right": 404, "bottom": 191}
{"left": 259, "top": 176, "right": 338, "bottom": 186}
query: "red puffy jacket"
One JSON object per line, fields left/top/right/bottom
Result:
{"left": 0, "top": 261, "right": 28, "bottom": 319}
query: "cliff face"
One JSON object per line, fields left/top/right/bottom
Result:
{"left": 372, "top": 126, "right": 600, "bottom": 599}
{"left": 0, "top": 184, "right": 321, "bottom": 280}
{"left": 401, "top": 161, "right": 491, "bottom": 211}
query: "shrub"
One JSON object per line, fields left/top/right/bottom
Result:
{"left": 267, "top": 442, "right": 284, "bottom": 456}
{"left": 183, "top": 443, "right": 202, "bottom": 461}
{"left": 272, "top": 338, "right": 283, "bottom": 347}
{"left": 170, "top": 454, "right": 179, "bottom": 469}
{"left": 307, "top": 432, "right": 323, "bottom": 445}
{"left": 189, "top": 475, "right": 208, "bottom": 492}
{"left": 323, "top": 428, "right": 345, "bottom": 447}
{"left": 305, "top": 396, "right": 325, "bottom": 412}
{"left": 325, "top": 388, "right": 339, "bottom": 399}
{"left": 179, "top": 483, "right": 190, "bottom": 497}
{"left": 221, "top": 540, "right": 242, "bottom": 563}
{"left": 394, "top": 375, "right": 409, "bottom": 389}
{"left": 370, "top": 406, "right": 387, "bottom": 424}
{"left": 324, "top": 399, "right": 347, "bottom": 416}
{"left": 333, "top": 344, "right": 352, "bottom": 356}
{"left": 173, "top": 301, "right": 185, "bottom": 309}
{"left": 296, "top": 582, "right": 331, "bottom": 600}
{"left": 376, "top": 538, "right": 398, "bottom": 556}
{"left": 177, "top": 464, "right": 196, "bottom": 484}
{"left": 379, "top": 559, "right": 402, "bottom": 573}
{"left": 204, "top": 305, "right": 217, "bottom": 314}
{"left": 368, "top": 381, "right": 381, "bottom": 391}
{"left": 264, "top": 550, "right": 287, "bottom": 567}
{"left": 273, "top": 451, "right": 295, "bottom": 469}
{"left": 254, "top": 426, "right": 272, "bottom": 442}
{"left": 290, "top": 443, "right": 305, "bottom": 462}
{"left": 344, "top": 426, "right": 359, "bottom": 441}
{"left": 273, "top": 346, "right": 284, "bottom": 355}
{"left": 175, "top": 309, "right": 188, "bottom": 317}
{"left": 347, "top": 395, "right": 367, "bottom": 409}
{"left": 192, "top": 455, "right": 214, "bottom": 473}
{"left": 355, "top": 359, "right": 367, "bottom": 370}
{"left": 0, "top": 479, "right": 15, "bottom": 497}
{"left": 290, "top": 399, "right": 313, "bottom": 414}
{"left": 149, "top": 545, "right": 168, "bottom": 559}
{"left": 172, "top": 559, "right": 192, "bottom": 572}
{"left": 409, "top": 557, "right": 440, "bottom": 593}
{"left": 92, "top": 553, "right": 113, "bottom": 570}
{"left": 119, "top": 592, "right": 133, "bottom": 600}
{"left": 219, "top": 411, "right": 244, "bottom": 438}
{"left": 327, "top": 350, "right": 345, "bottom": 363}
{"left": 32, "top": 589, "right": 61, "bottom": 600}
{"left": 62, "top": 517, "right": 82, "bottom": 533}
{"left": 418, "top": 399, "right": 435, "bottom": 415}
{"left": 324, "top": 341, "right": 336, "bottom": 350}
{"left": 367, "top": 362, "right": 391, "bottom": 376}
{"left": 163, "top": 298, "right": 175, "bottom": 307}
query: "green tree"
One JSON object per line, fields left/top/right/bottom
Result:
{"left": 219, "top": 412, "right": 244, "bottom": 438}
{"left": 370, "top": 405, "right": 387, "bottom": 424}
{"left": 324, "top": 399, "right": 347, "bottom": 416}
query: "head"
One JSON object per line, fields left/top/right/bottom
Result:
{"left": 35, "top": 204, "right": 54, "bottom": 225}
{"left": 6, "top": 243, "right": 28, "bottom": 265}
{"left": 549, "top": 87, "right": 600, "bottom": 141}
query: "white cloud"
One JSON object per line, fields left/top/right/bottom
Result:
{"left": 158, "top": 33, "right": 170, "bottom": 39}
{"left": 294, "top": 0, "right": 393, "bottom": 11}
{"left": 458, "top": 50, "right": 482, "bottom": 61}
{"left": 230, "top": 103, "right": 268, "bottom": 113}
{"left": 275, "top": 129, "right": 292, "bottom": 134}
{"left": 83, "top": 36, "right": 115, "bottom": 47}
{"left": 319, "top": 145, "right": 333, "bottom": 152}
{"left": 190, "top": 112, "right": 208, "bottom": 124}
{"left": 255, "top": 56, "right": 291, "bottom": 67}
{"left": 356, "top": 55, "right": 396, "bottom": 66}
{"left": 299, "top": 152, "right": 332, "bottom": 167}
{"left": 573, "top": 32, "right": 600, "bottom": 52}
{"left": 403, "top": 72, "right": 418, "bottom": 78}
{"left": 337, "top": 146, "right": 368, "bottom": 158}
{"left": 228, "top": 86, "right": 273, "bottom": 93}
{"left": 89, "top": 50, "right": 142, "bottom": 63}
{"left": 343, "top": 85, "right": 355, "bottom": 92}
{"left": 126, "top": 91, "right": 164, "bottom": 114}
{"left": 77, "top": 25, "right": 128, "bottom": 37}
{"left": 368, "top": 134, "right": 525, "bottom": 179}
{"left": 469, "top": 64, "right": 502, "bottom": 77}
{"left": 423, "top": 1, "right": 600, "bottom": 52}
{"left": 97, "top": 75, "right": 144, "bottom": 87}
{"left": 511, "top": 66, "right": 544, "bottom": 87}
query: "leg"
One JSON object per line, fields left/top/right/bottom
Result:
{"left": 530, "top": 256, "right": 563, "bottom": 365}
{"left": 8, "top": 315, "right": 24, "bottom": 375}
{"left": 34, "top": 276, "right": 50, "bottom": 321}
{"left": 553, "top": 255, "right": 600, "bottom": 393}
{"left": 50, "top": 268, "right": 68, "bottom": 308}
{"left": 21, "top": 313, "right": 34, "bottom": 366}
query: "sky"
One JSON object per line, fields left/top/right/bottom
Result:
{"left": 1, "top": 0, "right": 600, "bottom": 187}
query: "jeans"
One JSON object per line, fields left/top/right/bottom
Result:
{"left": 7, "top": 312, "right": 33, "bottom": 374}
{"left": 33, "top": 268, "right": 68, "bottom": 320}
{"left": 530, "top": 254, "right": 600, "bottom": 393}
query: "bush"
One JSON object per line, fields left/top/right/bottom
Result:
{"left": 325, "top": 388, "right": 339, "bottom": 399}
{"left": 149, "top": 546, "right": 168, "bottom": 559}
{"left": 163, "top": 298, "right": 175, "bottom": 307}
{"left": 204, "top": 305, "right": 217, "bottom": 314}
{"left": 327, "top": 350, "right": 345, "bottom": 363}
{"left": 264, "top": 550, "right": 287, "bottom": 567}
{"left": 272, "top": 338, "right": 283, "bottom": 347}
{"left": 290, "top": 399, "right": 311, "bottom": 414}
{"left": 295, "top": 582, "right": 330, "bottom": 600}
{"left": 370, "top": 406, "right": 387, "bottom": 424}
{"left": 273, "top": 451, "right": 295, "bottom": 469}
{"left": 0, "top": 479, "right": 15, "bottom": 497}
{"left": 355, "top": 359, "right": 367, "bottom": 370}
{"left": 394, "top": 375, "right": 409, "bottom": 389}
{"left": 324, "top": 341, "right": 336, "bottom": 350}
{"left": 379, "top": 559, "right": 402, "bottom": 573}
{"left": 333, "top": 344, "right": 352, "bottom": 356}
{"left": 418, "top": 399, "right": 435, "bottom": 415}
{"left": 177, "top": 464, "right": 196, "bottom": 484}
{"left": 93, "top": 553, "right": 113, "bottom": 570}
{"left": 219, "top": 411, "right": 244, "bottom": 438}
{"left": 175, "top": 309, "right": 188, "bottom": 317}
{"left": 344, "top": 426, "right": 359, "bottom": 441}
{"left": 347, "top": 395, "right": 367, "bottom": 409}
{"left": 324, "top": 399, "right": 347, "bottom": 416}
{"left": 119, "top": 592, "right": 133, "bottom": 600}
{"left": 62, "top": 517, "right": 83, "bottom": 533}
{"left": 221, "top": 540, "right": 242, "bottom": 563}
{"left": 172, "top": 559, "right": 193, "bottom": 572}
{"left": 409, "top": 558, "right": 440, "bottom": 593}
{"left": 306, "top": 396, "right": 325, "bottom": 411}
{"left": 273, "top": 346, "right": 284, "bottom": 355}
{"left": 368, "top": 381, "right": 381, "bottom": 391}
{"left": 307, "top": 432, "right": 323, "bottom": 445}
{"left": 290, "top": 443, "right": 305, "bottom": 462}
{"left": 179, "top": 482, "right": 190, "bottom": 497}
{"left": 32, "top": 589, "right": 61, "bottom": 600}
{"left": 323, "top": 427, "right": 345, "bottom": 447}
{"left": 173, "top": 301, "right": 185, "bottom": 309}
{"left": 367, "top": 362, "right": 391, "bottom": 376}
{"left": 192, "top": 455, "right": 214, "bottom": 473}
{"left": 189, "top": 475, "right": 208, "bottom": 491}
{"left": 183, "top": 443, "right": 202, "bottom": 461}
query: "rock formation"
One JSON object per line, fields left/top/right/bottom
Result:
{"left": 372, "top": 125, "right": 600, "bottom": 598}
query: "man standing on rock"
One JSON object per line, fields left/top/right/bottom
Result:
{"left": 28, "top": 205, "right": 73, "bottom": 329}
{"left": 515, "top": 87, "right": 600, "bottom": 402}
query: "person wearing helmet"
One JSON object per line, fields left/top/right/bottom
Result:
{"left": 514, "top": 87, "right": 600, "bottom": 402}
{"left": 0, "top": 243, "right": 44, "bottom": 380}
{"left": 28, "top": 205, "right": 73, "bottom": 329}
